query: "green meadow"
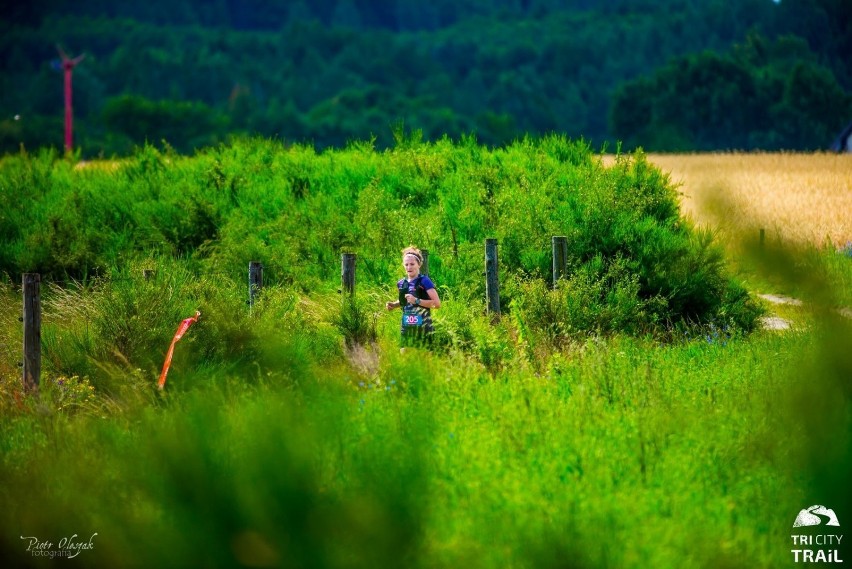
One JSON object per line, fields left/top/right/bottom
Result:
{"left": 1, "top": 137, "right": 850, "bottom": 568}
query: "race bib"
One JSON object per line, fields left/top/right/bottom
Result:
{"left": 403, "top": 314, "right": 423, "bottom": 327}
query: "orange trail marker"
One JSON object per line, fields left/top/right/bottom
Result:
{"left": 158, "top": 311, "right": 201, "bottom": 390}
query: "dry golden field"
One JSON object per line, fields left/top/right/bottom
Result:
{"left": 639, "top": 153, "right": 852, "bottom": 248}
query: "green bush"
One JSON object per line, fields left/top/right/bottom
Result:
{"left": 1, "top": 136, "right": 760, "bottom": 344}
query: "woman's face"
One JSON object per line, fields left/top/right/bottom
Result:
{"left": 403, "top": 255, "right": 420, "bottom": 278}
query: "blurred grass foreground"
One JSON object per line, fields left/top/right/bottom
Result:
{"left": 0, "top": 137, "right": 850, "bottom": 568}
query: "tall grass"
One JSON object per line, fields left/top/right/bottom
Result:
{"left": 1, "top": 323, "right": 837, "bottom": 568}
{"left": 1, "top": 141, "right": 850, "bottom": 567}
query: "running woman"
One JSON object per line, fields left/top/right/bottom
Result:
{"left": 385, "top": 246, "right": 441, "bottom": 346}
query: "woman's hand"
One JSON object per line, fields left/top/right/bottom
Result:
{"left": 405, "top": 294, "right": 416, "bottom": 305}
{"left": 385, "top": 301, "right": 397, "bottom": 311}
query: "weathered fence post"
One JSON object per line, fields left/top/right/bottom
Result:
{"left": 22, "top": 273, "right": 41, "bottom": 391}
{"left": 485, "top": 238, "right": 500, "bottom": 316}
{"left": 552, "top": 236, "right": 568, "bottom": 287}
{"left": 341, "top": 253, "right": 356, "bottom": 295}
{"left": 421, "top": 249, "right": 429, "bottom": 276}
{"left": 248, "top": 261, "right": 263, "bottom": 308}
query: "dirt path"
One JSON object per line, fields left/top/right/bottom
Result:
{"left": 758, "top": 293, "right": 852, "bottom": 330}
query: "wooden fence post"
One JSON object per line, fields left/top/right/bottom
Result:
{"left": 342, "top": 253, "right": 356, "bottom": 295}
{"left": 248, "top": 261, "right": 263, "bottom": 308}
{"left": 421, "top": 249, "right": 429, "bottom": 276}
{"left": 485, "top": 238, "right": 500, "bottom": 316}
{"left": 22, "top": 273, "right": 41, "bottom": 391}
{"left": 552, "top": 235, "right": 568, "bottom": 287}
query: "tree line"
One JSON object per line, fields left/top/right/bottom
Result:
{"left": 1, "top": 0, "right": 849, "bottom": 156}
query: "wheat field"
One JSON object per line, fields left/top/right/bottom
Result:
{"left": 639, "top": 153, "right": 852, "bottom": 248}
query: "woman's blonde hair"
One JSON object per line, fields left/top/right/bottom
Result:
{"left": 402, "top": 246, "right": 423, "bottom": 265}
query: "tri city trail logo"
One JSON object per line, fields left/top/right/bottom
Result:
{"left": 791, "top": 505, "right": 843, "bottom": 563}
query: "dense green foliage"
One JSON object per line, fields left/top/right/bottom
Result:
{"left": 1, "top": 0, "right": 850, "bottom": 155}
{"left": 1, "top": 278, "right": 850, "bottom": 567}
{"left": 611, "top": 33, "right": 852, "bottom": 151}
{"left": 0, "top": 136, "right": 760, "bottom": 339}
{"left": 1, "top": 136, "right": 850, "bottom": 566}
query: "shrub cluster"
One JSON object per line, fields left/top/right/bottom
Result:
{"left": 0, "top": 136, "right": 760, "bottom": 358}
